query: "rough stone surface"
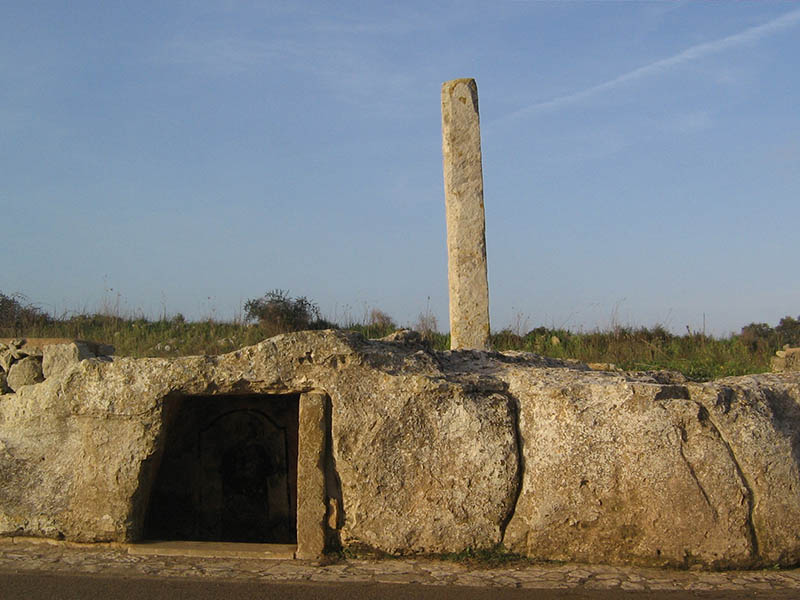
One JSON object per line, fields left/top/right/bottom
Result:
{"left": 295, "top": 392, "right": 327, "bottom": 559}
{"left": 502, "top": 368, "right": 753, "bottom": 568}
{"left": 773, "top": 348, "right": 800, "bottom": 372}
{"left": 0, "top": 330, "right": 799, "bottom": 569}
{"left": 41, "top": 342, "right": 98, "bottom": 379}
{"left": 333, "top": 370, "right": 517, "bottom": 554}
{"left": 441, "top": 78, "right": 490, "bottom": 351}
{"left": 6, "top": 356, "right": 44, "bottom": 391}
{"left": 690, "top": 375, "right": 800, "bottom": 566}
{"left": 0, "top": 339, "right": 113, "bottom": 387}
{"left": 0, "top": 331, "right": 518, "bottom": 556}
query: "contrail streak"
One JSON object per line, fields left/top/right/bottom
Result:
{"left": 495, "top": 8, "right": 800, "bottom": 123}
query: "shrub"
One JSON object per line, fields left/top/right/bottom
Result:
{"left": 368, "top": 309, "right": 396, "bottom": 331}
{"left": 0, "top": 292, "right": 50, "bottom": 334}
{"left": 740, "top": 322, "right": 776, "bottom": 352}
{"left": 244, "top": 290, "right": 322, "bottom": 334}
{"left": 413, "top": 310, "right": 439, "bottom": 342}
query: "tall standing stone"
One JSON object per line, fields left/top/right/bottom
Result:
{"left": 441, "top": 78, "right": 490, "bottom": 350}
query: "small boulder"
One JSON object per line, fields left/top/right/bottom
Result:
{"left": 6, "top": 356, "right": 44, "bottom": 391}
{"left": 42, "top": 342, "right": 97, "bottom": 379}
{"left": 772, "top": 348, "right": 800, "bottom": 372}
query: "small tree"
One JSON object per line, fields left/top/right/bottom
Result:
{"left": 776, "top": 316, "right": 800, "bottom": 347}
{"left": 244, "top": 290, "right": 321, "bottom": 334}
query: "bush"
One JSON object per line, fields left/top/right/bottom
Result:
{"left": 244, "top": 290, "right": 322, "bottom": 334}
{"left": 413, "top": 309, "right": 439, "bottom": 342}
{"left": 740, "top": 322, "right": 777, "bottom": 352}
{"left": 368, "top": 309, "right": 396, "bottom": 331}
{"left": 0, "top": 292, "right": 50, "bottom": 334}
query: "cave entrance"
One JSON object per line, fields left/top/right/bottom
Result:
{"left": 143, "top": 393, "right": 299, "bottom": 544}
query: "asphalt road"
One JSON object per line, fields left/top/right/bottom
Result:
{"left": 2, "top": 572, "right": 799, "bottom": 600}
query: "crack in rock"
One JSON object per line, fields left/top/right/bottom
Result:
{"left": 696, "top": 402, "right": 760, "bottom": 561}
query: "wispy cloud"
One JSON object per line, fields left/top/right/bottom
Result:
{"left": 496, "top": 8, "right": 800, "bottom": 123}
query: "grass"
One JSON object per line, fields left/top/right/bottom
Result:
{"left": 0, "top": 291, "right": 787, "bottom": 381}
{"left": 0, "top": 313, "right": 302, "bottom": 358}
{"left": 488, "top": 326, "right": 774, "bottom": 381}
{"left": 435, "top": 545, "right": 530, "bottom": 568}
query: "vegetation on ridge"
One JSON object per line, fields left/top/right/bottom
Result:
{"left": 1, "top": 290, "right": 797, "bottom": 382}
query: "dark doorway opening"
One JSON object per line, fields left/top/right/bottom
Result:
{"left": 143, "top": 394, "right": 299, "bottom": 543}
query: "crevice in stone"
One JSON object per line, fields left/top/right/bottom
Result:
{"left": 696, "top": 401, "right": 761, "bottom": 562}
{"left": 654, "top": 385, "right": 690, "bottom": 401}
{"left": 498, "top": 392, "right": 524, "bottom": 548}
{"left": 676, "top": 424, "right": 716, "bottom": 519}
{"left": 324, "top": 394, "right": 344, "bottom": 551}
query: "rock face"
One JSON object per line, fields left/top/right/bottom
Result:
{"left": 502, "top": 369, "right": 751, "bottom": 568}
{"left": 690, "top": 376, "right": 800, "bottom": 566}
{"left": 1, "top": 330, "right": 799, "bottom": 568}
{"left": 333, "top": 367, "right": 517, "bottom": 553}
{"left": 0, "top": 332, "right": 518, "bottom": 556}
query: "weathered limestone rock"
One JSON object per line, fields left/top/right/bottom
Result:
{"left": 42, "top": 342, "right": 98, "bottom": 379}
{"left": 501, "top": 369, "right": 753, "bottom": 568}
{"left": 333, "top": 380, "right": 518, "bottom": 554}
{"left": 773, "top": 348, "right": 800, "bottom": 372}
{"left": 691, "top": 375, "right": 800, "bottom": 566}
{"left": 441, "top": 78, "right": 490, "bottom": 351}
{"left": 0, "top": 331, "right": 518, "bottom": 554}
{"left": 6, "top": 356, "right": 44, "bottom": 391}
{"left": 0, "top": 331, "right": 799, "bottom": 568}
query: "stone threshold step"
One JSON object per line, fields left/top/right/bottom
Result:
{"left": 128, "top": 540, "right": 297, "bottom": 560}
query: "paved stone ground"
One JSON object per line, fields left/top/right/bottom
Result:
{"left": 2, "top": 537, "right": 800, "bottom": 593}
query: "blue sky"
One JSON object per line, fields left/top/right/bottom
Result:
{"left": 2, "top": 1, "right": 799, "bottom": 336}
